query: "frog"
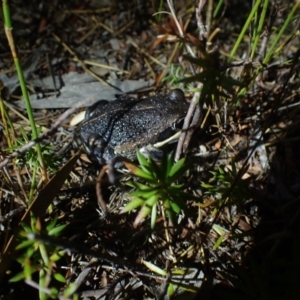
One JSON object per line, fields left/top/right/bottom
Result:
{"left": 75, "top": 89, "right": 189, "bottom": 165}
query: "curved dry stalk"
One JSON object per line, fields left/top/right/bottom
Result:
{"left": 96, "top": 165, "right": 109, "bottom": 214}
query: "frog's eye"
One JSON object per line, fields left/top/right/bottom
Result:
{"left": 169, "top": 89, "right": 185, "bottom": 102}
{"left": 86, "top": 100, "right": 109, "bottom": 119}
{"left": 172, "top": 117, "right": 185, "bottom": 130}
{"left": 171, "top": 122, "right": 177, "bottom": 130}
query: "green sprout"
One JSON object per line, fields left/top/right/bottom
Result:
{"left": 162, "top": 63, "right": 185, "bottom": 87}
{"left": 201, "top": 160, "right": 252, "bottom": 211}
{"left": 122, "top": 151, "right": 192, "bottom": 229}
{"left": 7, "top": 126, "right": 59, "bottom": 173}
{"left": 10, "top": 215, "right": 68, "bottom": 300}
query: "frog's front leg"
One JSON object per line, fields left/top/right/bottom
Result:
{"left": 80, "top": 133, "right": 108, "bottom": 165}
{"left": 139, "top": 144, "right": 164, "bottom": 161}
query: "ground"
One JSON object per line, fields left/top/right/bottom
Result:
{"left": 0, "top": 1, "right": 300, "bottom": 299}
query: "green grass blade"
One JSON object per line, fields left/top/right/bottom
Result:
{"left": 228, "top": 0, "right": 262, "bottom": 62}
{"left": 263, "top": 1, "right": 300, "bottom": 64}
{"left": 2, "top": 0, "right": 47, "bottom": 178}
{"left": 250, "top": 0, "right": 269, "bottom": 59}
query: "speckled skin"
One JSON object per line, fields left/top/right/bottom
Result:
{"left": 77, "top": 89, "right": 189, "bottom": 164}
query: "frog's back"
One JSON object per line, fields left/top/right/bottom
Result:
{"left": 77, "top": 89, "right": 189, "bottom": 164}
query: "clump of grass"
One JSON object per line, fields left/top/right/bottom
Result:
{"left": 2, "top": 0, "right": 47, "bottom": 180}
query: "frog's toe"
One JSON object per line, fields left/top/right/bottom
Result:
{"left": 139, "top": 144, "right": 163, "bottom": 161}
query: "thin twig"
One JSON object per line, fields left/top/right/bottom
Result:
{"left": 127, "top": 37, "right": 166, "bottom": 68}
{"left": 168, "top": 0, "right": 207, "bottom": 161}
{"left": 0, "top": 207, "right": 25, "bottom": 223}
{"left": 196, "top": 0, "right": 208, "bottom": 41}
{"left": 167, "top": 0, "right": 197, "bottom": 57}
{"left": 175, "top": 88, "right": 201, "bottom": 161}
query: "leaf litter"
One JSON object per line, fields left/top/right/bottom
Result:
{"left": 0, "top": 1, "right": 300, "bottom": 299}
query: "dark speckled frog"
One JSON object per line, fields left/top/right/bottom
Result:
{"left": 76, "top": 89, "right": 189, "bottom": 164}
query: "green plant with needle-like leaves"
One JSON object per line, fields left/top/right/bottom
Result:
{"left": 180, "top": 54, "right": 244, "bottom": 107}
{"left": 162, "top": 63, "right": 185, "bottom": 87}
{"left": 10, "top": 215, "right": 77, "bottom": 299}
{"left": 122, "top": 151, "right": 193, "bottom": 229}
{"left": 4, "top": 127, "right": 60, "bottom": 203}
{"left": 201, "top": 160, "right": 251, "bottom": 212}
{"left": 7, "top": 126, "right": 60, "bottom": 173}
